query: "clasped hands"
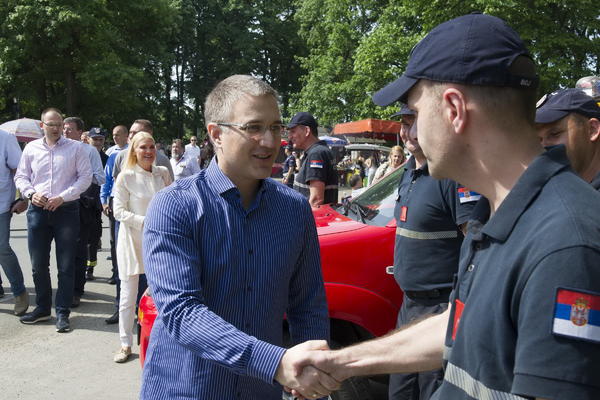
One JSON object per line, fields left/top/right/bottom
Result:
{"left": 275, "top": 340, "right": 345, "bottom": 400}
{"left": 31, "top": 193, "right": 64, "bottom": 211}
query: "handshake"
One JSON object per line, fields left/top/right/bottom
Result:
{"left": 275, "top": 340, "right": 349, "bottom": 400}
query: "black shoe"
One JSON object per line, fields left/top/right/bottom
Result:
{"left": 86, "top": 270, "right": 95, "bottom": 281}
{"left": 105, "top": 311, "right": 119, "bottom": 324}
{"left": 71, "top": 295, "right": 81, "bottom": 308}
{"left": 107, "top": 277, "right": 116, "bottom": 285}
{"left": 56, "top": 314, "right": 70, "bottom": 333}
{"left": 20, "top": 307, "right": 51, "bottom": 324}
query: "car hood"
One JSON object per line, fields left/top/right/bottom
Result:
{"left": 312, "top": 204, "right": 366, "bottom": 236}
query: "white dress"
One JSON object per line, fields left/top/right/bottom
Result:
{"left": 113, "top": 164, "right": 172, "bottom": 281}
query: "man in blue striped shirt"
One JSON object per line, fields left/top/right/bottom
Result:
{"left": 141, "top": 75, "right": 337, "bottom": 400}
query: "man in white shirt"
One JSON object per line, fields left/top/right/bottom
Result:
{"left": 170, "top": 139, "right": 200, "bottom": 180}
{"left": 184, "top": 135, "right": 201, "bottom": 165}
{"left": 15, "top": 108, "right": 92, "bottom": 332}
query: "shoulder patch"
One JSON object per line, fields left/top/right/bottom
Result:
{"left": 457, "top": 187, "right": 481, "bottom": 203}
{"left": 310, "top": 159, "right": 324, "bottom": 169}
{"left": 553, "top": 288, "right": 600, "bottom": 343}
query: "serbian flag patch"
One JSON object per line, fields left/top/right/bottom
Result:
{"left": 457, "top": 187, "right": 481, "bottom": 203}
{"left": 310, "top": 159, "right": 324, "bottom": 169}
{"left": 552, "top": 288, "right": 600, "bottom": 343}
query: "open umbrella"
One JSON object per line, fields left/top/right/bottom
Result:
{"left": 0, "top": 118, "right": 43, "bottom": 143}
{"left": 319, "top": 135, "right": 348, "bottom": 147}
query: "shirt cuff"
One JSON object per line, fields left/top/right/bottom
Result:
{"left": 246, "top": 339, "right": 286, "bottom": 384}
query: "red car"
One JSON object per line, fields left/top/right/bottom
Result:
{"left": 138, "top": 167, "right": 405, "bottom": 400}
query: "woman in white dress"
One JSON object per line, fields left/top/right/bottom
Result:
{"left": 112, "top": 132, "right": 172, "bottom": 363}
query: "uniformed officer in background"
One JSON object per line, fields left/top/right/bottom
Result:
{"left": 290, "top": 13, "right": 600, "bottom": 400}
{"left": 535, "top": 88, "right": 600, "bottom": 190}
{"left": 287, "top": 112, "right": 338, "bottom": 207}
{"left": 389, "top": 104, "right": 478, "bottom": 400}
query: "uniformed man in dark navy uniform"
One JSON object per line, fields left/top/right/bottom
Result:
{"left": 390, "top": 105, "right": 477, "bottom": 400}
{"left": 535, "top": 88, "right": 600, "bottom": 190}
{"left": 289, "top": 13, "right": 600, "bottom": 400}
{"left": 287, "top": 112, "right": 338, "bottom": 206}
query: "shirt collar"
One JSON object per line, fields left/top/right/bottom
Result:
{"left": 205, "top": 157, "right": 271, "bottom": 209}
{"left": 405, "top": 156, "right": 429, "bottom": 175}
{"left": 478, "top": 145, "right": 569, "bottom": 242}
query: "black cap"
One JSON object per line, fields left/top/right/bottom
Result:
{"left": 287, "top": 112, "right": 318, "bottom": 132}
{"left": 391, "top": 104, "right": 416, "bottom": 118}
{"left": 372, "top": 13, "right": 538, "bottom": 106}
{"left": 535, "top": 88, "right": 600, "bottom": 124}
{"left": 88, "top": 127, "right": 107, "bottom": 138}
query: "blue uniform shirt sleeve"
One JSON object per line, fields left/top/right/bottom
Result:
{"left": 143, "top": 189, "right": 286, "bottom": 384}
{"left": 513, "top": 246, "right": 600, "bottom": 399}
{"left": 100, "top": 153, "right": 116, "bottom": 204}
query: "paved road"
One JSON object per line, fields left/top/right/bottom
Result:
{"left": 0, "top": 213, "right": 141, "bottom": 399}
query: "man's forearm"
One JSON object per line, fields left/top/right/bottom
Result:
{"left": 300, "top": 308, "right": 449, "bottom": 382}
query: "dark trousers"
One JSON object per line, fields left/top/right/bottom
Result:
{"left": 87, "top": 208, "right": 103, "bottom": 266}
{"left": 388, "top": 293, "right": 449, "bottom": 400}
{"left": 108, "top": 197, "right": 118, "bottom": 279}
{"left": 74, "top": 204, "right": 96, "bottom": 296}
{"left": 27, "top": 202, "right": 79, "bottom": 315}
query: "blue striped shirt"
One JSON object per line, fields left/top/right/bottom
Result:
{"left": 140, "top": 159, "right": 329, "bottom": 400}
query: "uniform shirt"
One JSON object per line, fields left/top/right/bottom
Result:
{"left": 435, "top": 146, "right": 600, "bottom": 400}
{"left": 170, "top": 153, "right": 200, "bottom": 180}
{"left": 282, "top": 154, "right": 296, "bottom": 175}
{"left": 591, "top": 170, "right": 600, "bottom": 190}
{"left": 393, "top": 157, "right": 476, "bottom": 292}
{"left": 0, "top": 129, "right": 21, "bottom": 214}
{"left": 140, "top": 158, "right": 329, "bottom": 400}
{"left": 293, "top": 140, "right": 338, "bottom": 204}
{"left": 14, "top": 136, "right": 92, "bottom": 202}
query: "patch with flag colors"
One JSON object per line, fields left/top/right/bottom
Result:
{"left": 457, "top": 187, "right": 481, "bottom": 203}
{"left": 552, "top": 288, "right": 600, "bottom": 343}
{"left": 310, "top": 159, "right": 324, "bottom": 169}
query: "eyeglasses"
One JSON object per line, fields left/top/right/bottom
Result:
{"left": 42, "top": 121, "right": 62, "bottom": 128}
{"left": 217, "top": 122, "right": 284, "bottom": 137}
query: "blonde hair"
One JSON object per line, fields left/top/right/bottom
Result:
{"left": 124, "top": 131, "right": 154, "bottom": 170}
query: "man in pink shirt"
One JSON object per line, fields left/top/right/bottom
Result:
{"left": 14, "top": 107, "right": 92, "bottom": 332}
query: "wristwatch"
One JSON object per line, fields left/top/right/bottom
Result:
{"left": 27, "top": 192, "right": 34, "bottom": 200}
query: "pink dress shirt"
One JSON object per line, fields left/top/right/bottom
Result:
{"left": 14, "top": 136, "right": 92, "bottom": 202}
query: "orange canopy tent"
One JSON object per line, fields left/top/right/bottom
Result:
{"left": 332, "top": 119, "right": 401, "bottom": 144}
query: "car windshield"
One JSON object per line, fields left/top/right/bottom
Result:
{"left": 336, "top": 166, "right": 405, "bottom": 227}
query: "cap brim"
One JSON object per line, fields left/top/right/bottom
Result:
{"left": 372, "top": 76, "right": 418, "bottom": 106}
{"left": 535, "top": 109, "right": 569, "bottom": 124}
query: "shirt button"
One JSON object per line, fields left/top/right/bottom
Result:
{"left": 247, "top": 286, "right": 252, "bottom": 292}
{"left": 467, "top": 264, "right": 475, "bottom": 272}
{"left": 248, "top": 249, "right": 253, "bottom": 255}
{"left": 245, "top": 322, "right": 250, "bottom": 328}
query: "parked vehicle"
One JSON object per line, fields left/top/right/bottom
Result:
{"left": 138, "top": 166, "right": 406, "bottom": 399}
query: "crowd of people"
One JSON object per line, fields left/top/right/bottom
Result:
{"left": 1, "top": 11, "right": 600, "bottom": 400}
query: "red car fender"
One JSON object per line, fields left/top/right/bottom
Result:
{"left": 325, "top": 283, "right": 398, "bottom": 337}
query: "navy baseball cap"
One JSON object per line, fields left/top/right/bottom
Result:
{"left": 88, "top": 127, "right": 107, "bottom": 138}
{"left": 535, "top": 88, "right": 600, "bottom": 124}
{"left": 287, "top": 112, "right": 318, "bottom": 132}
{"left": 372, "top": 13, "right": 538, "bottom": 106}
{"left": 391, "top": 104, "right": 416, "bottom": 118}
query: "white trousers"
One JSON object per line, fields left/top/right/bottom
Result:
{"left": 118, "top": 274, "right": 139, "bottom": 347}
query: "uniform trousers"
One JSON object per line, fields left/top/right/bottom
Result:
{"left": 388, "top": 293, "right": 449, "bottom": 400}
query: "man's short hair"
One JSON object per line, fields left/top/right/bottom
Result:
{"left": 41, "top": 107, "right": 63, "bottom": 121}
{"left": 349, "top": 174, "right": 362, "bottom": 188}
{"left": 64, "top": 117, "right": 85, "bottom": 131}
{"left": 172, "top": 139, "right": 184, "bottom": 148}
{"left": 113, "top": 124, "right": 128, "bottom": 134}
{"left": 133, "top": 119, "right": 153, "bottom": 133}
{"left": 204, "top": 75, "right": 278, "bottom": 124}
